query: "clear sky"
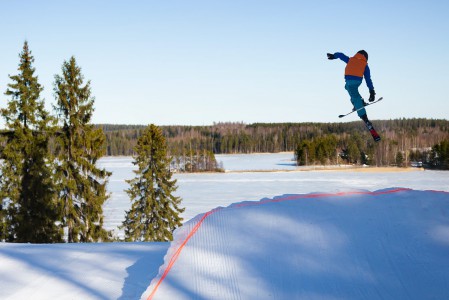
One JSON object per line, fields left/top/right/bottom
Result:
{"left": 1, "top": 0, "right": 448, "bottom": 126}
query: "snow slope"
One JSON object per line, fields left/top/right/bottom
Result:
{"left": 0, "top": 242, "right": 168, "bottom": 300}
{"left": 143, "top": 188, "right": 449, "bottom": 300}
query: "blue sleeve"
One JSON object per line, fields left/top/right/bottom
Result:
{"left": 334, "top": 52, "right": 349, "bottom": 63}
{"left": 364, "top": 65, "right": 374, "bottom": 90}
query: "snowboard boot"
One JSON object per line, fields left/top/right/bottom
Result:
{"left": 352, "top": 100, "right": 368, "bottom": 112}
{"left": 361, "top": 114, "right": 371, "bottom": 127}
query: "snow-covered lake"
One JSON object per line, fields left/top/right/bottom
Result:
{"left": 215, "top": 152, "right": 297, "bottom": 171}
{"left": 99, "top": 154, "right": 449, "bottom": 238}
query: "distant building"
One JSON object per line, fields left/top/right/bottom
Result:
{"left": 410, "top": 161, "right": 423, "bottom": 168}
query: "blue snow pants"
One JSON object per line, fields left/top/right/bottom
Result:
{"left": 345, "top": 79, "right": 366, "bottom": 118}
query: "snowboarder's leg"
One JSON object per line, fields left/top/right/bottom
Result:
{"left": 344, "top": 80, "right": 380, "bottom": 141}
{"left": 345, "top": 80, "right": 366, "bottom": 118}
{"left": 360, "top": 114, "right": 370, "bottom": 124}
{"left": 361, "top": 113, "right": 381, "bottom": 142}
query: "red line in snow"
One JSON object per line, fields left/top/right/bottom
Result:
{"left": 425, "top": 189, "right": 449, "bottom": 194}
{"left": 146, "top": 187, "right": 411, "bottom": 299}
{"left": 147, "top": 209, "right": 218, "bottom": 300}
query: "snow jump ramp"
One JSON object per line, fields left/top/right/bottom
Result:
{"left": 143, "top": 188, "right": 449, "bottom": 300}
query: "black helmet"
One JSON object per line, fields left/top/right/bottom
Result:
{"left": 357, "top": 50, "right": 368, "bottom": 61}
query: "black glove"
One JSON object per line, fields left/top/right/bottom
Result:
{"left": 327, "top": 53, "right": 335, "bottom": 60}
{"left": 369, "top": 89, "right": 376, "bottom": 102}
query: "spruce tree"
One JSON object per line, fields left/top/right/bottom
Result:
{"left": 0, "top": 207, "right": 4, "bottom": 242}
{"left": 0, "top": 140, "right": 5, "bottom": 241}
{"left": 0, "top": 41, "right": 62, "bottom": 242}
{"left": 53, "top": 56, "right": 110, "bottom": 242}
{"left": 123, "top": 124, "right": 184, "bottom": 242}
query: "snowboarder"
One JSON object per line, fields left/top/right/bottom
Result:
{"left": 327, "top": 50, "right": 381, "bottom": 141}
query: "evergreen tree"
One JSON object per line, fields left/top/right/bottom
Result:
{"left": 396, "top": 151, "right": 405, "bottom": 167}
{"left": 0, "top": 41, "right": 62, "bottom": 242}
{"left": 430, "top": 139, "right": 449, "bottom": 169}
{"left": 123, "top": 124, "right": 184, "bottom": 242}
{"left": 0, "top": 205, "right": 4, "bottom": 242}
{"left": 296, "top": 139, "right": 318, "bottom": 166}
{"left": 53, "top": 56, "right": 110, "bottom": 242}
{"left": 0, "top": 130, "right": 5, "bottom": 241}
{"left": 0, "top": 132, "right": 6, "bottom": 242}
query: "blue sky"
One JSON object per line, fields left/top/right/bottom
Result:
{"left": 1, "top": 1, "right": 448, "bottom": 125}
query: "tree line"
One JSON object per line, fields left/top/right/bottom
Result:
{"left": 98, "top": 119, "right": 449, "bottom": 168}
{"left": 1, "top": 42, "right": 183, "bottom": 243}
{"left": 295, "top": 133, "right": 449, "bottom": 169}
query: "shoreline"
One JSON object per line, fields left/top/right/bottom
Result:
{"left": 312, "top": 166, "right": 425, "bottom": 173}
{"left": 224, "top": 166, "right": 426, "bottom": 173}
{"left": 99, "top": 156, "right": 434, "bottom": 174}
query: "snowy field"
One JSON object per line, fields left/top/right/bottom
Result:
{"left": 1, "top": 153, "right": 449, "bottom": 300}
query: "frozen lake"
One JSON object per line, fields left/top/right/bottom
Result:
{"left": 215, "top": 152, "right": 297, "bottom": 171}
{"left": 98, "top": 154, "right": 449, "bottom": 238}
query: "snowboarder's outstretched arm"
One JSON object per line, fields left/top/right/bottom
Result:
{"left": 327, "top": 52, "right": 349, "bottom": 63}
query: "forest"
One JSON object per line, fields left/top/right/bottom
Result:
{"left": 98, "top": 119, "right": 449, "bottom": 169}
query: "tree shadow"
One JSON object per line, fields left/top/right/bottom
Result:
{"left": 0, "top": 242, "right": 169, "bottom": 300}
{"left": 118, "top": 243, "right": 169, "bottom": 300}
{"left": 0, "top": 244, "right": 111, "bottom": 299}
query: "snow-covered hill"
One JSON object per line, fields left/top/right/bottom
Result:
{"left": 143, "top": 188, "right": 449, "bottom": 300}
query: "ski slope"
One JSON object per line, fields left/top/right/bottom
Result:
{"left": 143, "top": 188, "right": 449, "bottom": 300}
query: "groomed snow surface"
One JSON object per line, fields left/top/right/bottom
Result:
{"left": 1, "top": 154, "right": 449, "bottom": 300}
{"left": 144, "top": 188, "right": 449, "bottom": 300}
{"left": 0, "top": 242, "right": 168, "bottom": 300}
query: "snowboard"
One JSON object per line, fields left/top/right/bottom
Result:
{"left": 338, "top": 97, "right": 383, "bottom": 142}
{"left": 338, "top": 97, "right": 383, "bottom": 118}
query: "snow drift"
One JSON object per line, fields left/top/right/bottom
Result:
{"left": 143, "top": 188, "right": 449, "bottom": 300}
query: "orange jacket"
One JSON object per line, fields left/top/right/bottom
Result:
{"left": 334, "top": 52, "right": 374, "bottom": 90}
{"left": 344, "top": 53, "right": 367, "bottom": 77}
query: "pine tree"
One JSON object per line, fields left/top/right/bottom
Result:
{"left": 53, "top": 56, "right": 110, "bottom": 242}
{"left": 0, "top": 208, "right": 4, "bottom": 242}
{"left": 430, "top": 139, "right": 449, "bottom": 169}
{"left": 0, "top": 133, "right": 6, "bottom": 242}
{"left": 396, "top": 151, "right": 405, "bottom": 167}
{"left": 0, "top": 41, "right": 62, "bottom": 242}
{"left": 123, "top": 124, "right": 184, "bottom": 242}
{"left": 0, "top": 143, "right": 6, "bottom": 240}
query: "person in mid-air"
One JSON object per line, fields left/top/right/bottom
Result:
{"left": 327, "top": 50, "right": 380, "bottom": 141}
